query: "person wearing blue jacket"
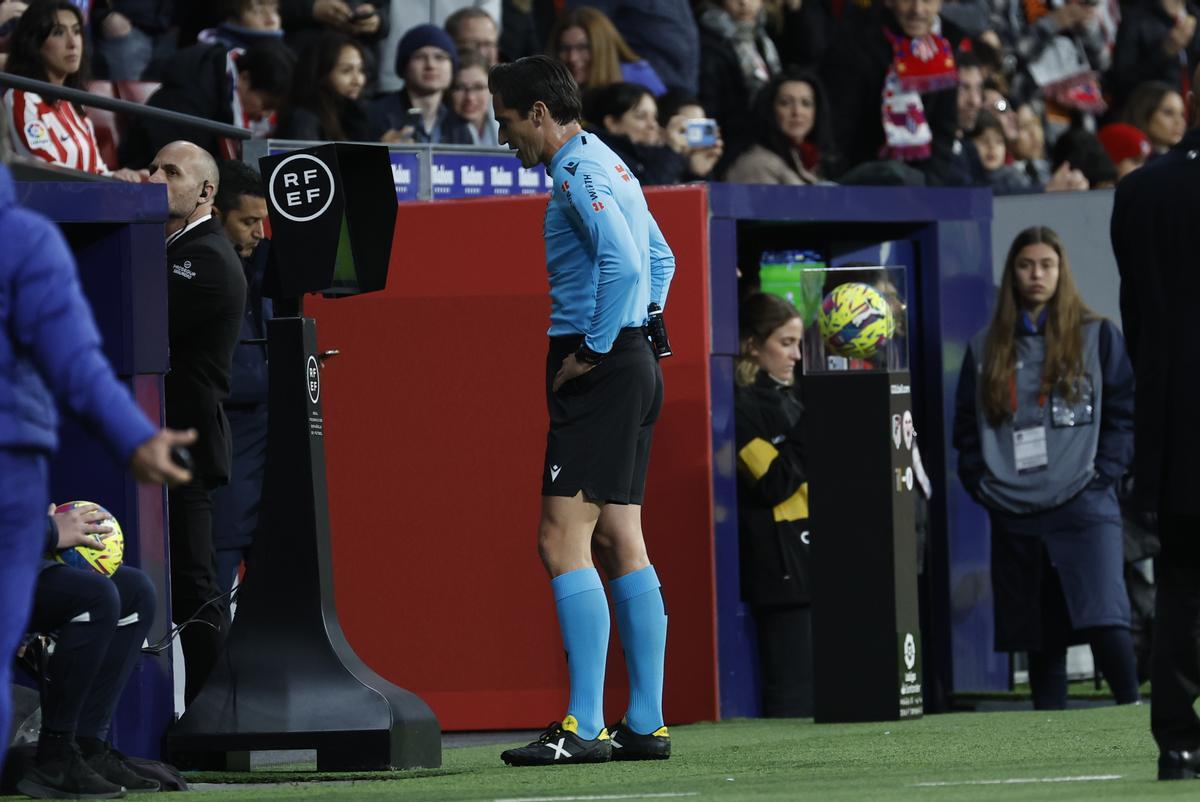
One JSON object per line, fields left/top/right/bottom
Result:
{"left": 490, "top": 56, "right": 676, "bottom": 767}
{"left": 0, "top": 122, "right": 194, "bottom": 791}
{"left": 953, "top": 225, "right": 1140, "bottom": 710}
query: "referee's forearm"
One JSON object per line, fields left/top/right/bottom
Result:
{"left": 585, "top": 262, "right": 640, "bottom": 352}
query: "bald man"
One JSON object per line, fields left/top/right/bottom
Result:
{"left": 149, "top": 141, "right": 247, "bottom": 704}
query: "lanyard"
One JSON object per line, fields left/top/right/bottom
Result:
{"left": 1008, "top": 373, "right": 1046, "bottom": 414}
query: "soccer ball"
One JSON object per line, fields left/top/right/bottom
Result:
{"left": 54, "top": 501, "right": 124, "bottom": 577}
{"left": 818, "top": 282, "right": 896, "bottom": 359}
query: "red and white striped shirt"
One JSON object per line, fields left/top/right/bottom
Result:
{"left": 3, "top": 89, "right": 110, "bottom": 175}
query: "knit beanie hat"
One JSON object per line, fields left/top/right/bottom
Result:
{"left": 395, "top": 24, "right": 459, "bottom": 79}
{"left": 1097, "top": 123, "right": 1151, "bottom": 165}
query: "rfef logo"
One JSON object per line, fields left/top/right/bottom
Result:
{"left": 306, "top": 355, "right": 320, "bottom": 404}
{"left": 269, "top": 154, "right": 335, "bottom": 223}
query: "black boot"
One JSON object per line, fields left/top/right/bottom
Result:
{"left": 78, "top": 738, "right": 161, "bottom": 794}
{"left": 16, "top": 730, "right": 125, "bottom": 799}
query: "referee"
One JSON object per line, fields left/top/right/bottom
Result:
{"left": 491, "top": 56, "right": 676, "bottom": 767}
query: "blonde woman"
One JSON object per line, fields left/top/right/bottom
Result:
{"left": 547, "top": 6, "right": 665, "bottom": 95}
{"left": 734, "top": 292, "right": 812, "bottom": 716}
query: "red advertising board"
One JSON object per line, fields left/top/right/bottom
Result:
{"left": 307, "top": 186, "right": 716, "bottom": 730}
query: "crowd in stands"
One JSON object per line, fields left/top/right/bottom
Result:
{"left": 0, "top": 0, "right": 1197, "bottom": 191}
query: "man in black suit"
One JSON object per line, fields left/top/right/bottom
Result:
{"left": 1111, "top": 80, "right": 1200, "bottom": 781}
{"left": 148, "top": 140, "right": 247, "bottom": 704}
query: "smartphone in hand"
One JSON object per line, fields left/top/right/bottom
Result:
{"left": 684, "top": 118, "right": 719, "bottom": 148}
{"left": 402, "top": 108, "right": 423, "bottom": 131}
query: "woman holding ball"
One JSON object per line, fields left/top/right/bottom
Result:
{"left": 953, "top": 226, "right": 1140, "bottom": 709}
{"left": 734, "top": 292, "right": 813, "bottom": 717}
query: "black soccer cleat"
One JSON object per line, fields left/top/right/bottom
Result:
{"left": 501, "top": 716, "right": 612, "bottom": 766}
{"left": 607, "top": 719, "right": 671, "bottom": 761}
{"left": 17, "top": 739, "right": 126, "bottom": 799}
{"left": 1159, "top": 748, "right": 1200, "bottom": 780}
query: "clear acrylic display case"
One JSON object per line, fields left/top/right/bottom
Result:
{"left": 760, "top": 262, "right": 908, "bottom": 374}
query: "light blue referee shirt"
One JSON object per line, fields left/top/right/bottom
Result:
{"left": 545, "top": 131, "right": 676, "bottom": 354}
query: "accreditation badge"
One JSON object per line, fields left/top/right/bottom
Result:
{"left": 1013, "top": 426, "right": 1049, "bottom": 474}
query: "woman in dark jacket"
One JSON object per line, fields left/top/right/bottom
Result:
{"left": 953, "top": 226, "right": 1140, "bottom": 709}
{"left": 1121, "top": 81, "right": 1187, "bottom": 156}
{"left": 277, "top": 31, "right": 377, "bottom": 142}
{"left": 734, "top": 292, "right": 813, "bottom": 717}
{"left": 725, "top": 68, "right": 838, "bottom": 184}
{"left": 583, "top": 81, "right": 688, "bottom": 185}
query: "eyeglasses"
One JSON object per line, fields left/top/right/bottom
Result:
{"left": 451, "top": 83, "right": 489, "bottom": 95}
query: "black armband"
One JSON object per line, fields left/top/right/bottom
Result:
{"left": 575, "top": 343, "right": 607, "bottom": 365}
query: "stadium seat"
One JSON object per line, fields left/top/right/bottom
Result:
{"left": 85, "top": 81, "right": 120, "bottom": 172}
{"left": 114, "top": 81, "right": 162, "bottom": 139}
{"left": 111, "top": 81, "right": 162, "bottom": 169}
{"left": 114, "top": 80, "right": 161, "bottom": 107}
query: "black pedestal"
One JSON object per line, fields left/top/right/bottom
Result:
{"left": 167, "top": 317, "right": 441, "bottom": 770}
{"left": 806, "top": 370, "right": 924, "bottom": 723}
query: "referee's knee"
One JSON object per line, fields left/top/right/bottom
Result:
{"left": 537, "top": 520, "right": 565, "bottom": 571}
{"left": 537, "top": 520, "right": 593, "bottom": 576}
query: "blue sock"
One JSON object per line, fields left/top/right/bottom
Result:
{"left": 610, "top": 565, "right": 667, "bottom": 734}
{"left": 551, "top": 567, "right": 609, "bottom": 740}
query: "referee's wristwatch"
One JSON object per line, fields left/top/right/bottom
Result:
{"left": 575, "top": 343, "right": 607, "bottom": 366}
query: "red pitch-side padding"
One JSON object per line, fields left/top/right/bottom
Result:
{"left": 306, "top": 186, "right": 718, "bottom": 730}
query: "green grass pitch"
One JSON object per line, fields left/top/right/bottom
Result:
{"left": 7, "top": 704, "right": 1200, "bottom": 801}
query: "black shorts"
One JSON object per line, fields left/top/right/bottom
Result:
{"left": 542, "top": 328, "right": 663, "bottom": 504}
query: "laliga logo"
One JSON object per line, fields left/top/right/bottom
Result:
{"left": 904, "top": 632, "right": 916, "bottom": 670}
{"left": 269, "top": 154, "right": 335, "bottom": 223}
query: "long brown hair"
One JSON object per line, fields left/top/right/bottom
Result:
{"left": 289, "top": 32, "right": 365, "bottom": 142}
{"left": 546, "top": 7, "right": 641, "bottom": 89}
{"left": 736, "top": 292, "right": 802, "bottom": 386}
{"left": 6, "top": 1, "right": 92, "bottom": 97}
{"left": 980, "top": 226, "right": 1097, "bottom": 425}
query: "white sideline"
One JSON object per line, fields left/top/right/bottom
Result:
{"left": 494, "top": 793, "right": 700, "bottom": 802}
{"left": 912, "top": 774, "right": 1122, "bottom": 787}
